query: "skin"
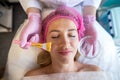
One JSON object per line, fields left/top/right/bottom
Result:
{"left": 46, "top": 18, "right": 79, "bottom": 64}
{"left": 27, "top": 7, "right": 41, "bottom": 14}
{"left": 25, "top": 18, "right": 101, "bottom": 77}
{"left": 45, "top": 18, "right": 80, "bottom": 73}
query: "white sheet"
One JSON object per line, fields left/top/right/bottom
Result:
{"left": 23, "top": 71, "right": 112, "bottom": 80}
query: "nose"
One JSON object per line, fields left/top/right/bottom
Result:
{"left": 62, "top": 35, "right": 69, "bottom": 44}
{"left": 60, "top": 36, "right": 70, "bottom": 48}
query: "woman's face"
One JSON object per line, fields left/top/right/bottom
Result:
{"left": 46, "top": 18, "right": 79, "bottom": 63}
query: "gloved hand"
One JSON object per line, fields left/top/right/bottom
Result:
{"left": 19, "top": 12, "right": 41, "bottom": 49}
{"left": 83, "top": 15, "right": 97, "bottom": 43}
{"left": 81, "top": 15, "right": 98, "bottom": 57}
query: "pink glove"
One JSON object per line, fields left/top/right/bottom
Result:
{"left": 82, "top": 15, "right": 98, "bottom": 57}
{"left": 19, "top": 12, "right": 41, "bottom": 49}
{"left": 83, "top": 15, "right": 97, "bottom": 43}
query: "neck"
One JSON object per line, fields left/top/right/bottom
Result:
{"left": 50, "top": 61, "right": 78, "bottom": 73}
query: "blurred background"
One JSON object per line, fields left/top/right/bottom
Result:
{"left": 0, "top": 0, "right": 120, "bottom": 78}
{"left": 0, "top": 0, "right": 26, "bottom": 78}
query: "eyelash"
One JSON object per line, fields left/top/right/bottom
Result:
{"left": 51, "top": 35, "right": 76, "bottom": 39}
{"left": 51, "top": 35, "right": 59, "bottom": 39}
{"left": 69, "top": 34, "right": 76, "bottom": 37}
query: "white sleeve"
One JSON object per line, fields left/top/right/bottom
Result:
{"left": 19, "top": 0, "right": 42, "bottom": 12}
{"left": 83, "top": 0, "right": 102, "bottom": 9}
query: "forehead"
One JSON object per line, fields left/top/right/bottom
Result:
{"left": 48, "top": 18, "right": 77, "bottom": 30}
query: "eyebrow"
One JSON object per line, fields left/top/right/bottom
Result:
{"left": 49, "top": 29, "right": 77, "bottom": 33}
{"left": 68, "top": 29, "right": 77, "bottom": 31}
{"left": 49, "top": 30, "right": 60, "bottom": 33}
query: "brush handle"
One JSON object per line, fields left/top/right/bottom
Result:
{"left": 14, "top": 40, "right": 51, "bottom": 52}
{"left": 14, "top": 40, "right": 31, "bottom": 45}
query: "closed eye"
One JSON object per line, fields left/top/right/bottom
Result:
{"left": 69, "top": 35, "right": 76, "bottom": 37}
{"left": 51, "top": 35, "right": 60, "bottom": 39}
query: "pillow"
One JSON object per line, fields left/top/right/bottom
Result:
{"left": 3, "top": 20, "right": 41, "bottom": 80}
{"left": 3, "top": 9, "right": 56, "bottom": 80}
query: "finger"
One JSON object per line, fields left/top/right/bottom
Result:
{"left": 28, "top": 34, "right": 40, "bottom": 43}
{"left": 24, "top": 44, "right": 31, "bottom": 49}
{"left": 29, "top": 35, "right": 36, "bottom": 42}
{"left": 24, "top": 35, "right": 37, "bottom": 49}
{"left": 19, "top": 34, "right": 28, "bottom": 48}
{"left": 92, "top": 42, "right": 96, "bottom": 56}
{"left": 34, "top": 34, "right": 40, "bottom": 42}
{"left": 24, "top": 34, "right": 40, "bottom": 49}
{"left": 23, "top": 36, "right": 34, "bottom": 49}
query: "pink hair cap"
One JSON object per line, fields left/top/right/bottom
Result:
{"left": 41, "top": 6, "right": 85, "bottom": 42}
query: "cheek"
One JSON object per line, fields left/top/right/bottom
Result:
{"left": 51, "top": 43, "right": 59, "bottom": 53}
{"left": 72, "top": 40, "right": 79, "bottom": 48}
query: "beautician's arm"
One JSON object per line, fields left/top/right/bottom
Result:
{"left": 19, "top": 0, "right": 41, "bottom": 13}
{"left": 82, "top": 0, "right": 102, "bottom": 45}
{"left": 83, "top": 6, "right": 96, "bottom": 16}
{"left": 18, "top": 0, "right": 42, "bottom": 48}
{"left": 26, "top": 7, "right": 41, "bottom": 14}
{"left": 83, "top": 0, "right": 102, "bottom": 16}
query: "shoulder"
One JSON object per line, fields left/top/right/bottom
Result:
{"left": 83, "top": 64, "right": 101, "bottom": 71}
{"left": 25, "top": 68, "right": 41, "bottom": 77}
{"left": 76, "top": 62, "right": 101, "bottom": 72}
{"left": 25, "top": 67, "right": 48, "bottom": 77}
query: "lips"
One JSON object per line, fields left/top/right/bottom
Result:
{"left": 58, "top": 50, "right": 72, "bottom": 55}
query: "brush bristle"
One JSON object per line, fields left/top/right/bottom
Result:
{"left": 46, "top": 42, "right": 52, "bottom": 52}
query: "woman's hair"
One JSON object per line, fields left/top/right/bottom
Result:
{"left": 37, "top": 51, "right": 51, "bottom": 67}
{"left": 38, "top": 6, "right": 84, "bottom": 67}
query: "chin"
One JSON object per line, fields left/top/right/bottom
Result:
{"left": 60, "top": 56, "right": 74, "bottom": 63}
